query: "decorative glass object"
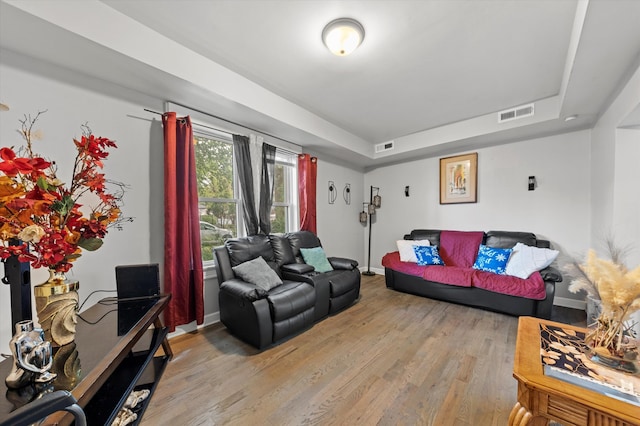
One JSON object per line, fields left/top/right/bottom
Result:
{"left": 584, "top": 315, "right": 639, "bottom": 375}
{"left": 5, "top": 320, "right": 56, "bottom": 389}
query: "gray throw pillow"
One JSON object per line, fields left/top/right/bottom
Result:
{"left": 232, "top": 256, "right": 283, "bottom": 291}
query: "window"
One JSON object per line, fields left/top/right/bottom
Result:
{"left": 271, "top": 151, "right": 298, "bottom": 233}
{"left": 194, "top": 131, "right": 298, "bottom": 263}
{"left": 194, "top": 132, "right": 238, "bottom": 262}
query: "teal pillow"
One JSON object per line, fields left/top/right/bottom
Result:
{"left": 472, "top": 245, "right": 512, "bottom": 274}
{"left": 300, "top": 247, "right": 334, "bottom": 273}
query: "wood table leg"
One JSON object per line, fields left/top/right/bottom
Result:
{"left": 154, "top": 317, "right": 173, "bottom": 359}
{"left": 509, "top": 402, "right": 533, "bottom": 426}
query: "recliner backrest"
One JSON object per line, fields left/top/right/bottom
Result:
{"left": 269, "top": 234, "right": 296, "bottom": 267}
{"left": 224, "top": 235, "right": 274, "bottom": 266}
{"left": 285, "top": 231, "right": 322, "bottom": 263}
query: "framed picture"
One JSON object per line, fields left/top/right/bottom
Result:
{"left": 440, "top": 152, "right": 478, "bottom": 204}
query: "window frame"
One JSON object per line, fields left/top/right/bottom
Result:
{"left": 193, "top": 127, "right": 298, "bottom": 269}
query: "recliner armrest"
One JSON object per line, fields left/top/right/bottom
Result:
{"left": 281, "top": 263, "right": 315, "bottom": 274}
{"left": 540, "top": 266, "right": 562, "bottom": 283}
{"left": 220, "top": 279, "right": 267, "bottom": 301}
{"left": 328, "top": 257, "right": 358, "bottom": 270}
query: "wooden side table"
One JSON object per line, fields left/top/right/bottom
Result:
{"left": 509, "top": 316, "right": 639, "bottom": 426}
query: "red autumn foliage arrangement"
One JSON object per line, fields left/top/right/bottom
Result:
{"left": 0, "top": 111, "right": 129, "bottom": 272}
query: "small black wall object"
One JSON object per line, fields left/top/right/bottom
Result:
{"left": 528, "top": 176, "right": 536, "bottom": 191}
{"left": 405, "top": 186, "right": 410, "bottom": 197}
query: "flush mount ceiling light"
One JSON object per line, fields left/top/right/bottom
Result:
{"left": 322, "top": 18, "right": 365, "bottom": 56}
{"left": 564, "top": 115, "right": 578, "bottom": 122}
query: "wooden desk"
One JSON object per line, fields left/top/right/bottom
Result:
{"left": 509, "top": 316, "right": 639, "bottom": 426}
{"left": 0, "top": 295, "right": 172, "bottom": 425}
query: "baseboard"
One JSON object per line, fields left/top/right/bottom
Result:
{"left": 359, "top": 267, "right": 385, "bottom": 275}
{"left": 168, "top": 311, "right": 220, "bottom": 339}
{"left": 554, "top": 296, "right": 586, "bottom": 310}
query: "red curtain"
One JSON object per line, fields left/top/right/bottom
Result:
{"left": 298, "top": 154, "right": 317, "bottom": 233}
{"left": 162, "top": 112, "right": 204, "bottom": 331}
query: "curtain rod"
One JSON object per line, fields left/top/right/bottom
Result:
{"left": 143, "top": 106, "right": 299, "bottom": 147}
{"left": 144, "top": 108, "right": 234, "bottom": 137}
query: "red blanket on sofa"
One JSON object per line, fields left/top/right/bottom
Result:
{"left": 381, "top": 251, "right": 546, "bottom": 300}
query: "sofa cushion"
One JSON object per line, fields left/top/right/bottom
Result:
{"left": 300, "top": 246, "right": 334, "bottom": 273}
{"left": 413, "top": 245, "right": 444, "bottom": 266}
{"left": 422, "top": 265, "right": 473, "bottom": 287}
{"left": 505, "top": 242, "right": 559, "bottom": 279}
{"left": 232, "top": 256, "right": 283, "bottom": 291}
{"left": 485, "top": 231, "right": 537, "bottom": 248}
{"left": 382, "top": 251, "right": 431, "bottom": 278}
{"left": 397, "top": 239, "right": 430, "bottom": 262}
{"left": 472, "top": 245, "right": 512, "bottom": 274}
{"left": 439, "top": 230, "right": 484, "bottom": 267}
{"left": 471, "top": 269, "right": 546, "bottom": 300}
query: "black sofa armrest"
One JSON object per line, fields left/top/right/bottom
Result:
{"left": 220, "top": 279, "right": 267, "bottom": 301}
{"left": 328, "top": 257, "right": 358, "bottom": 270}
{"left": 539, "top": 266, "right": 563, "bottom": 283}
{"left": 281, "top": 263, "right": 315, "bottom": 274}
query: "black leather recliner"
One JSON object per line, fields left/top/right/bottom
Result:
{"left": 214, "top": 231, "right": 360, "bottom": 349}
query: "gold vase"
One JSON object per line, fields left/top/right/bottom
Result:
{"left": 34, "top": 269, "right": 79, "bottom": 347}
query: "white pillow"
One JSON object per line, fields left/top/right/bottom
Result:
{"left": 505, "top": 242, "right": 559, "bottom": 279}
{"left": 397, "top": 239, "right": 430, "bottom": 263}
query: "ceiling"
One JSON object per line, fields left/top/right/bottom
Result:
{"left": 1, "top": 0, "right": 639, "bottom": 168}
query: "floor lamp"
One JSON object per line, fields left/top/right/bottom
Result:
{"left": 361, "top": 186, "right": 381, "bottom": 276}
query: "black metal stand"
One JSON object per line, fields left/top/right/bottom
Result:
{"left": 2, "top": 240, "right": 32, "bottom": 334}
{"left": 362, "top": 185, "right": 376, "bottom": 276}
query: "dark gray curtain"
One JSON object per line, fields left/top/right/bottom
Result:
{"left": 233, "top": 134, "right": 259, "bottom": 235}
{"left": 259, "top": 143, "right": 276, "bottom": 234}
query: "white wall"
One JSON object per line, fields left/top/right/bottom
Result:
{"left": 0, "top": 55, "right": 165, "bottom": 352}
{"left": 364, "top": 130, "right": 593, "bottom": 302}
{"left": 613, "top": 128, "right": 640, "bottom": 267}
{"left": 315, "top": 158, "right": 365, "bottom": 265}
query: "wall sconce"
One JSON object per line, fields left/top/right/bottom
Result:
{"left": 343, "top": 183, "right": 351, "bottom": 205}
{"left": 328, "top": 181, "right": 337, "bottom": 204}
{"left": 528, "top": 176, "right": 536, "bottom": 191}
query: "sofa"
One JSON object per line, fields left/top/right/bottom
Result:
{"left": 382, "top": 229, "right": 563, "bottom": 319}
{"left": 214, "top": 231, "right": 361, "bottom": 349}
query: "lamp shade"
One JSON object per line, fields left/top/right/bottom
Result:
{"left": 322, "top": 18, "right": 365, "bottom": 56}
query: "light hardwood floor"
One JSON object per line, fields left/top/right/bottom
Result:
{"left": 142, "top": 275, "right": 584, "bottom": 426}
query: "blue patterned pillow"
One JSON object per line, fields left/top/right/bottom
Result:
{"left": 413, "top": 245, "right": 445, "bottom": 266}
{"left": 472, "top": 245, "right": 513, "bottom": 274}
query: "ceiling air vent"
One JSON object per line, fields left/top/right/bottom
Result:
{"left": 498, "top": 103, "right": 534, "bottom": 123}
{"left": 375, "top": 140, "right": 395, "bottom": 153}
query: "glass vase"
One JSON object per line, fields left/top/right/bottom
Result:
{"left": 584, "top": 314, "right": 639, "bottom": 375}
